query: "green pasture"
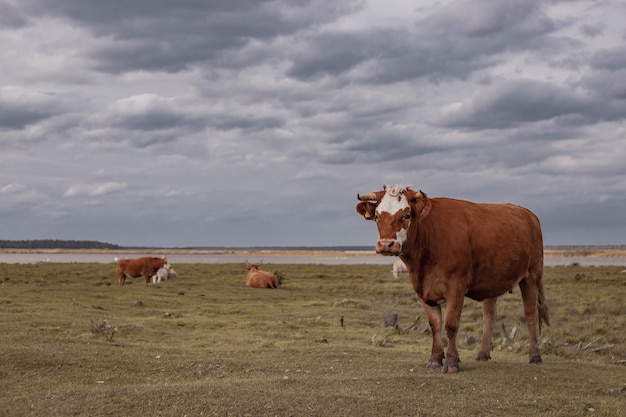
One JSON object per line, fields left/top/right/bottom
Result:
{"left": 0, "top": 262, "right": 624, "bottom": 416}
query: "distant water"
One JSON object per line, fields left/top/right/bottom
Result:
{"left": 1, "top": 252, "right": 625, "bottom": 267}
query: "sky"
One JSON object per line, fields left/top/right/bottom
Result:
{"left": 1, "top": 0, "right": 625, "bottom": 248}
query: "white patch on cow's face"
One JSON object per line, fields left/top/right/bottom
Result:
{"left": 376, "top": 188, "right": 410, "bottom": 218}
{"left": 395, "top": 226, "right": 408, "bottom": 246}
{"left": 376, "top": 187, "right": 411, "bottom": 247}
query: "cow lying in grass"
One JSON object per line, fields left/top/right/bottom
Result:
{"left": 245, "top": 263, "right": 279, "bottom": 288}
{"left": 151, "top": 267, "right": 178, "bottom": 284}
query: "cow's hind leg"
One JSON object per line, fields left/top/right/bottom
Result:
{"left": 476, "top": 297, "right": 496, "bottom": 361}
{"left": 421, "top": 301, "right": 444, "bottom": 369}
{"left": 519, "top": 278, "right": 542, "bottom": 364}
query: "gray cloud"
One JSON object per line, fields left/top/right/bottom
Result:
{"left": 434, "top": 79, "right": 594, "bottom": 129}
{"left": 0, "top": 86, "right": 62, "bottom": 130}
{"left": 579, "top": 22, "right": 604, "bottom": 38}
{"left": 286, "top": 1, "right": 559, "bottom": 84}
{"left": 1, "top": 0, "right": 625, "bottom": 247}
{"left": 0, "top": 2, "right": 26, "bottom": 28}
{"left": 18, "top": 0, "right": 363, "bottom": 74}
{"left": 589, "top": 45, "right": 626, "bottom": 71}
{"left": 64, "top": 182, "right": 127, "bottom": 197}
{"left": 102, "top": 94, "right": 199, "bottom": 131}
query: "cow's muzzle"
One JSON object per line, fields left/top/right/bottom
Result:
{"left": 375, "top": 239, "right": 401, "bottom": 256}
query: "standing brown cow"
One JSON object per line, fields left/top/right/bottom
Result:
{"left": 356, "top": 185, "right": 549, "bottom": 373}
{"left": 246, "top": 263, "right": 279, "bottom": 288}
{"left": 116, "top": 256, "right": 167, "bottom": 286}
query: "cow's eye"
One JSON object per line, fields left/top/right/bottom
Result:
{"left": 403, "top": 213, "right": 411, "bottom": 221}
{"left": 374, "top": 213, "right": 380, "bottom": 222}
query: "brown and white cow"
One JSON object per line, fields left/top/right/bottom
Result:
{"left": 356, "top": 185, "right": 549, "bottom": 373}
{"left": 392, "top": 259, "right": 408, "bottom": 278}
{"left": 116, "top": 256, "right": 168, "bottom": 286}
{"left": 245, "top": 263, "right": 279, "bottom": 289}
{"left": 151, "top": 267, "right": 178, "bottom": 284}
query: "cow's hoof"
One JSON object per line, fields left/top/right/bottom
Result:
{"left": 476, "top": 351, "right": 491, "bottom": 361}
{"left": 529, "top": 355, "right": 543, "bottom": 364}
{"left": 426, "top": 360, "right": 442, "bottom": 369}
{"left": 442, "top": 357, "right": 460, "bottom": 374}
{"left": 442, "top": 365, "right": 459, "bottom": 374}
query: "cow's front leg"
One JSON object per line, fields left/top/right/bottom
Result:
{"left": 420, "top": 300, "right": 444, "bottom": 368}
{"left": 477, "top": 297, "right": 497, "bottom": 361}
{"left": 442, "top": 283, "right": 466, "bottom": 374}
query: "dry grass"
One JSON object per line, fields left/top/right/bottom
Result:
{"left": 0, "top": 262, "right": 624, "bottom": 417}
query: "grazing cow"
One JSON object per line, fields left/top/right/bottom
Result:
{"left": 246, "top": 263, "right": 279, "bottom": 288}
{"left": 392, "top": 259, "right": 407, "bottom": 278}
{"left": 151, "top": 267, "right": 178, "bottom": 284}
{"left": 356, "top": 185, "right": 549, "bottom": 373}
{"left": 116, "top": 256, "right": 168, "bottom": 286}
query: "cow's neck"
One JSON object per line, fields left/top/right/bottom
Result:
{"left": 400, "top": 217, "right": 432, "bottom": 294}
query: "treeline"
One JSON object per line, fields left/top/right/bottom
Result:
{"left": 0, "top": 240, "right": 122, "bottom": 250}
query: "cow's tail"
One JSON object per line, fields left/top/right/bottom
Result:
{"left": 537, "top": 281, "right": 550, "bottom": 331}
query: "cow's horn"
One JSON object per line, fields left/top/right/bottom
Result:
{"left": 357, "top": 192, "right": 377, "bottom": 201}
{"left": 407, "top": 189, "right": 427, "bottom": 201}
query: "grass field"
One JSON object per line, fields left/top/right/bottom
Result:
{"left": 0, "top": 262, "right": 624, "bottom": 416}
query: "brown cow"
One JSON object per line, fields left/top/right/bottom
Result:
{"left": 116, "top": 256, "right": 167, "bottom": 286}
{"left": 246, "top": 263, "right": 279, "bottom": 288}
{"left": 356, "top": 185, "right": 549, "bottom": 373}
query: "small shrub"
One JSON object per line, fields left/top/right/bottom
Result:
{"left": 274, "top": 270, "right": 285, "bottom": 285}
{"left": 90, "top": 318, "right": 117, "bottom": 342}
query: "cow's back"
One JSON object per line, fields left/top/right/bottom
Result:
{"left": 117, "top": 258, "right": 141, "bottom": 276}
{"left": 246, "top": 270, "right": 279, "bottom": 288}
{"left": 419, "top": 198, "right": 543, "bottom": 299}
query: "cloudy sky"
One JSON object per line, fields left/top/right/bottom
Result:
{"left": 1, "top": 0, "right": 625, "bottom": 247}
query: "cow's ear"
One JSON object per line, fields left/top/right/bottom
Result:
{"left": 412, "top": 197, "right": 431, "bottom": 220}
{"left": 356, "top": 202, "right": 377, "bottom": 220}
